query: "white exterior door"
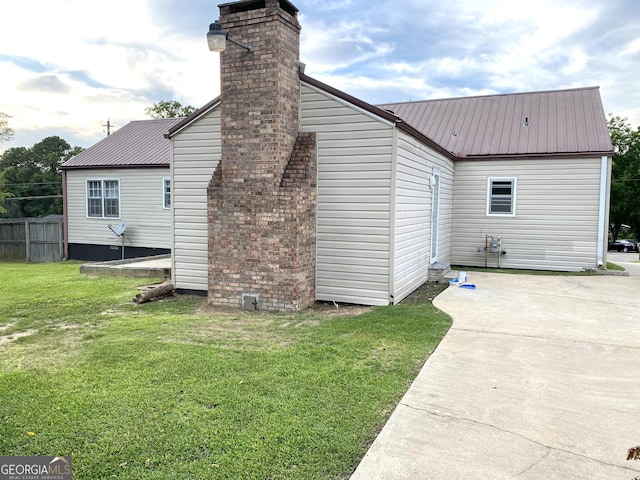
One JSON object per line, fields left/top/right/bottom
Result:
{"left": 430, "top": 170, "right": 441, "bottom": 263}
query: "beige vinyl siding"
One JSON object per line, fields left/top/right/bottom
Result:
{"left": 393, "top": 131, "right": 455, "bottom": 303}
{"left": 66, "top": 167, "right": 171, "bottom": 248}
{"left": 171, "top": 108, "right": 221, "bottom": 291}
{"left": 301, "top": 83, "right": 394, "bottom": 306}
{"left": 452, "top": 157, "right": 602, "bottom": 271}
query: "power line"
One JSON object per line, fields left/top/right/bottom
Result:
{"left": 5, "top": 195, "right": 63, "bottom": 200}
{"left": 2, "top": 182, "right": 62, "bottom": 187}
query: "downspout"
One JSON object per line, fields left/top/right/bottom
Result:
{"left": 169, "top": 141, "right": 175, "bottom": 285}
{"left": 62, "top": 169, "right": 69, "bottom": 260}
{"left": 388, "top": 127, "right": 398, "bottom": 305}
{"left": 596, "top": 156, "right": 608, "bottom": 267}
{"left": 604, "top": 156, "right": 612, "bottom": 266}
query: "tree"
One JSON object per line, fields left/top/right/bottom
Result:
{"left": 0, "top": 112, "right": 14, "bottom": 142}
{"left": 608, "top": 115, "right": 640, "bottom": 241}
{"left": 0, "top": 136, "right": 83, "bottom": 218}
{"left": 0, "top": 113, "right": 15, "bottom": 213}
{"left": 0, "top": 181, "right": 10, "bottom": 215}
{"left": 145, "top": 100, "right": 196, "bottom": 119}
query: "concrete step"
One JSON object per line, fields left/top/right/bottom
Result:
{"left": 428, "top": 262, "right": 452, "bottom": 283}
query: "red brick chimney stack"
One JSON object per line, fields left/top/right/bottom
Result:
{"left": 207, "top": 0, "right": 317, "bottom": 311}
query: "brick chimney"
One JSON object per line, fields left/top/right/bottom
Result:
{"left": 207, "top": 0, "right": 317, "bottom": 311}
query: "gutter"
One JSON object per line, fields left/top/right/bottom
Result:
{"left": 596, "top": 155, "right": 610, "bottom": 267}
{"left": 457, "top": 151, "right": 615, "bottom": 160}
{"left": 59, "top": 163, "right": 170, "bottom": 171}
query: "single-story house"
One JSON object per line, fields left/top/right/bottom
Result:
{"left": 60, "top": 118, "right": 182, "bottom": 260}
{"left": 379, "top": 89, "right": 614, "bottom": 272}
{"left": 162, "top": 0, "right": 613, "bottom": 311}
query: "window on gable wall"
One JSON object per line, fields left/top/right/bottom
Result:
{"left": 163, "top": 178, "right": 171, "bottom": 208}
{"left": 487, "top": 177, "right": 517, "bottom": 216}
{"left": 86, "top": 179, "right": 120, "bottom": 218}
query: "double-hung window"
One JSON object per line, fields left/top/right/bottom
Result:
{"left": 87, "top": 179, "right": 120, "bottom": 218}
{"left": 487, "top": 177, "right": 517, "bottom": 216}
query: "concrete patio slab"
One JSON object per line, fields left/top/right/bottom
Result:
{"left": 79, "top": 254, "right": 171, "bottom": 279}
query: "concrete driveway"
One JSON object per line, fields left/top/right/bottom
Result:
{"left": 351, "top": 254, "right": 640, "bottom": 479}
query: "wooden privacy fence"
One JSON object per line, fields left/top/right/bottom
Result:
{"left": 0, "top": 217, "right": 64, "bottom": 262}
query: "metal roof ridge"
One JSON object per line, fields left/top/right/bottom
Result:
{"left": 129, "top": 118, "right": 185, "bottom": 124}
{"left": 379, "top": 86, "right": 602, "bottom": 106}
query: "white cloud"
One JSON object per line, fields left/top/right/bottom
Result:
{"left": 1, "top": 0, "right": 639, "bottom": 152}
{"left": 619, "top": 37, "right": 640, "bottom": 58}
{"left": 301, "top": 17, "right": 395, "bottom": 74}
{"left": 0, "top": 0, "right": 220, "bottom": 149}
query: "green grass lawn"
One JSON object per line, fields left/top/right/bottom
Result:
{"left": 0, "top": 262, "right": 450, "bottom": 479}
{"left": 606, "top": 262, "right": 625, "bottom": 271}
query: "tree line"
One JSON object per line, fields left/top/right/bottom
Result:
{"left": 0, "top": 136, "right": 82, "bottom": 217}
{"left": 608, "top": 116, "right": 640, "bottom": 241}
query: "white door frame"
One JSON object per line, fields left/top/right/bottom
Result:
{"left": 430, "top": 169, "right": 441, "bottom": 264}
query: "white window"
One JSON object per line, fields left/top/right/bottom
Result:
{"left": 86, "top": 179, "right": 120, "bottom": 218}
{"left": 487, "top": 177, "right": 517, "bottom": 216}
{"left": 163, "top": 178, "right": 171, "bottom": 209}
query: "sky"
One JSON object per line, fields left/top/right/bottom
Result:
{"left": 1, "top": 0, "right": 639, "bottom": 151}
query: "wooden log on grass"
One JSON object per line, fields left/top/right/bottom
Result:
{"left": 133, "top": 280, "right": 175, "bottom": 304}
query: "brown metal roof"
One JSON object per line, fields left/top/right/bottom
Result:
{"left": 378, "top": 87, "right": 613, "bottom": 158}
{"left": 165, "top": 77, "right": 613, "bottom": 162}
{"left": 61, "top": 118, "right": 183, "bottom": 169}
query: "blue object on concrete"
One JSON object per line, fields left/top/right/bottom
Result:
{"left": 459, "top": 284, "right": 476, "bottom": 289}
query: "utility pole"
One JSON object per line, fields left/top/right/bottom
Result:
{"left": 103, "top": 119, "right": 114, "bottom": 136}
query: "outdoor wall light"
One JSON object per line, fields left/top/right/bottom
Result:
{"left": 207, "top": 20, "right": 252, "bottom": 53}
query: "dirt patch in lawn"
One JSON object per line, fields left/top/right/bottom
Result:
{"left": 401, "top": 281, "right": 449, "bottom": 304}
{"left": 184, "top": 309, "right": 320, "bottom": 349}
{"left": 0, "top": 328, "right": 39, "bottom": 351}
{"left": 0, "top": 322, "right": 92, "bottom": 369}
{"left": 307, "top": 303, "right": 373, "bottom": 318}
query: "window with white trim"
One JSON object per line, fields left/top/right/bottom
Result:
{"left": 163, "top": 178, "right": 171, "bottom": 208}
{"left": 86, "top": 179, "right": 120, "bottom": 218}
{"left": 487, "top": 177, "right": 516, "bottom": 216}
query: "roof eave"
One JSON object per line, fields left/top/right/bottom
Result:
{"left": 457, "top": 151, "right": 614, "bottom": 160}
{"left": 299, "top": 72, "right": 455, "bottom": 160}
{"left": 395, "top": 121, "right": 456, "bottom": 159}
{"left": 60, "top": 163, "right": 170, "bottom": 171}
{"left": 166, "top": 97, "right": 221, "bottom": 138}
